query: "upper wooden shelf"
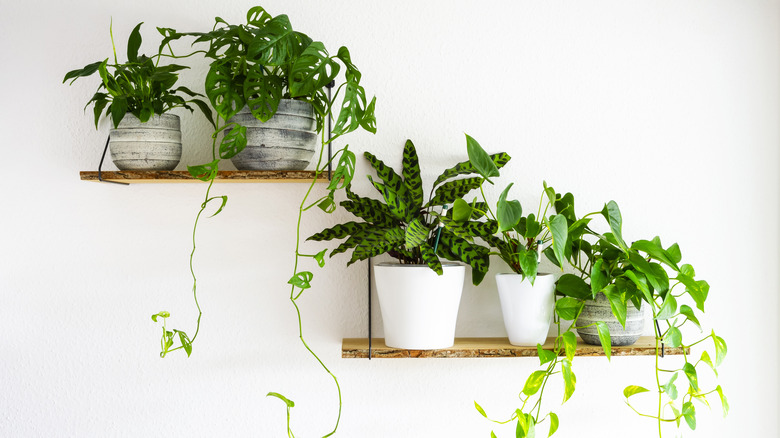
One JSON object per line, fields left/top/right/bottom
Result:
{"left": 80, "top": 170, "right": 323, "bottom": 184}
{"left": 342, "top": 337, "right": 687, "bottom": 359}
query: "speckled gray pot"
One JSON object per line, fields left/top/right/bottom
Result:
{"left": 575, "top": 292, "right": 645, "bottom": 346}
{"left": 228, "top": 99, "right": 317, "bottom": 170}
{"left": 109, "top": 113, "right": 182, "bottom": 170}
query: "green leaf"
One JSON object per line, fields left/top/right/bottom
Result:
{"left": 601, "top": 285, "right": 627, "bottom": 329}
{"left": 548, "top": 215, "right": 568, "bottom": 269}
{"left": 433, "top": 152, "right": 511, "bottom": 188}
{"left": 176, "top": 330, "right": 192, "bottom": 357}
{"left": 364, "top": 151, "right": 407, "bottom": 201}
{"left": 368, "top": 176, "right": 409, "bottom": 222}
{"left": 267, "top": 392, "right": 295, "bottom": 408}
{"left": 667, "top": 243, "right": 682, "bottom": 264}
{"left": 682, "top": 362, "right": 699, "bottom": 392}
{"left": 428, "top": 177, "right": 484, "bottom": 208}
{"left": 126, "top": 22, "right": 144, "bottom": 62}
{"left": 679, "top": 305, "right": 701, "bottom": 330}
{"left": 336, "top": 46, "right": 362, "bottom": 83}
{"left": 63, "top": 60, "right": 104, "bottom": 84}
{"left": 401, "top": 140, "right": 423, "bottom": 210}
{"left": 664, "top": 326, "right": 682, "bottom": 348}
{"left": 110, "top": 97, "right": 127, "bottom": 128}
{"left": 548, "top": 412, "right": 559, "bottom": 437}
{"left": 360, "top": 95, "right": 377, "bottom": 134}
{"left": 682, "top": 401, "right": 696, "bottom": 430}
{"left": 556, "top": 274, "right": 591, "bottom": 300}
{"left": 474, "top": 401, "right": 488, "bottom": 418}
{"left": 151, "top": 311, "right": 169, "bottom": 322}
{"left": 328, "top": 149, "right": 357, "bottom": 191}
{"left": 405, "top": 217, "right": 430, "bottom": 250}
{"left": 289, "top": 42, "right": 339, "bottom": 97}
{"left": 205, "top": 61, "right": 245, "bottom": 121}
{"left": 517, "top": 250, "right": 538, "bottom": 283}
{"left": 205, "top": 195, "right": 228, "bottom": 217}
{"left": 590, "top": 259, "right": 607, "bottom": 298}
{"left": 496, "top": 183, "right": 522, "bottom": 232}
{"left": 601, "top": 201, "right": 628, "bottom": 253}
{"left": 631, "top": 239, "right": 679, "bottom": 270}
{"left": 522, "top": 370, "right": 547, "bottom": 396}
{"left": 247, "top": 14, "right": 295, "bottom": 65}
{"left": 562, "top": 331, "right": 577, "bottom": 362}
{"left": 670, "top": 404, "right": 681, "bottom": 427}
{"left": 219, "top": 124, "right": 247, "bottom": 159}
{"left": 244, "top": 64, "right": 283, "bottom": 122}
{"left": 537, "top": 345, "right": 556, "bottom": 365}
{"left": 561, "top": 359, "right": 576, "bottom": 403}
{"left": 595, "top": 321, "right": 611, "bottom": 360}
{"left": 465, "top": 134, "right": 499, "bottom": 182}
{"left": 340, "top": 191, "right": 396, "bottom": 228}
{"left": 333, "top": 80, "right": 367, "bottom": 136}
{"left": 656, "top": 292, "right": 677, "bottom": 320}
{"left": 288, "top": 271, "right": 313, "bottom": 290}
{"left": 188, "top": 159, "right": 220, "bottom": 181}
{"left": 624, "top": 270, "right": 652, "bottom": 303}
{"left": 713, "top": 332, "right": 727, "bottom": 366}
{"left": 555, "top": 297, "right": 584, "bottom": 321}
{"left": 419, "top": 241, "right": 443, "bottom": 275}
{"left": 623, "top": 385, "right": 650, "bottom": 398}
{"left": 663, "top": 373, "right": 679, "bottom": 400}
{"left": 699, "top": 351, "right": 717, "bottom": 377}
{"left": 246, "top": 6, "right": 272, "bottom": 26}
{"left": 438, "top": 231, "right": 489, "bottom": 273}
{"left": 628, "top": 252, "right": 669, "bottom": 294}
{"left": 308, "top": 221, "right": 370, "bottom": 242}
{"left": 452, "top": 198, "right": 472, "bottom": 222}
{"left": 715, "top": 385, "right": 729, "bottom": 417}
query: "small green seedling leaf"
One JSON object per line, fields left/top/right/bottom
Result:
{"left": 474, "top": 401, "right": 488, "bottom": 418}
{"left": 623, "top": 385, "right": 650, "bottom": 398}
{"left": 151, "top": 311, "right": 170, "bottom": 322}
{"left": 700, "top": 351, "right": 717, "bottom": 377}
{"left": 537, "top": 345, "right": 557, "bottom": 365}
{"left": 713, "top": 332, "right": 727, "bottom": 366}
{"left": 715, "top": 385, "right": 729, "bottom": 417}
{"left": 679, "top": 305, "right": 701, "bottom": 330}
{"left": 313, "top": 249, "right": 327, "bottom": 268}
{"left": 548, "top": 412, "right": 559, "bottom": 437}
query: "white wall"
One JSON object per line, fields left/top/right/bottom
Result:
{"left": 1, "top": 0, "right": 778, "bottom": 436}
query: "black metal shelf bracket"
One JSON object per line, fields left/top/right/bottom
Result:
{"left": 97, "top": 135, "right": 129, "bottom": 186}
{"left": 326, "top": 80, "right": 335, "bottom": 181}
{"left": 654, "top": 319, "right": 665, "bottom": 358}
{"left": 367, "top": 257, "right": 372, "bottom": 360}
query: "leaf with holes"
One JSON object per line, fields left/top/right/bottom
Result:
{"left": 360, "top": 95, "right": 377, "bottom": 134}
{"left": 327, "top": 149, "right": 356, "bottom": 191}
{"left": 289, "top": 42, "right": 339, "bottom": 97}
{"left": 205, "top": 61, "right": 245, "bottom": 121}
{"left": 244, "top": 64, "right": 282, "bottom": 122}
{"left": 247, "top": 14, "right": 295, "bottom": 66}
{"left": 336, "top": 45, "right": 361, "bottom": 83}
{"left": 219, "top": 124, "right": 247, "bottom": 159}
{"left": 333, "top": 80, "right": 367, "bottom": 136}
{"left": 188, "top": 159, "right": 220, "bottom": 181}
{"left": 174, "top": 329, "right": 192, "bottom": 357}
{"left": 288, "top": 271, "right": 313, "bottom": 289}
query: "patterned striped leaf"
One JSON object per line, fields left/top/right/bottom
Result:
{"left": 432, "top": 152, "right": 511, "bottom": 188}
{"left": 364, "top": 151, "right": 407, "bottom": 198}
{"left": 369, "top": 176, "right": 410, "bottom": 221}
{"left": 419, "top": 242, "right": 443, "bottom": 275}
{"left": 341, "top": 188, "right": 396, "bottom": 227}
{"left": 427, "top": 177, "right": 484, "bottom": 207}
{"left": 349, "top": 239, "right": 400, "bottom": 266}
{"left": 441, "top": 217, "right": 497, "bottom": 242}
{"left": 405, "top": 217, "right": 431, "bottom": 250}
{"left": 307, "top": 221, "right": 370, "bottom": 242}
{"left": 401, "top": 140, "right": 424, "bottom": 211}
{"left": 439, "top": 231, "right": 489, "bottom": 273}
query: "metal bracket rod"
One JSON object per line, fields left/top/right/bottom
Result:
{"left": 654, "top": 319, "right": 665, "bottom": 358}
{"left": 367, "top": 257, "right": 372, "bottom": 360}
{"left": 326, "top": 80, "right": 335, "bottom": 181}
{"left": 97, "top": 135, "right": 129, "bottom": 186}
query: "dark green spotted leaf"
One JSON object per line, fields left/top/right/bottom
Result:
{"left": 364, "top": 151, "right": 407, "bottom": 199}
{"left": 439, "top": 231, "right": 488, "bottom": 273}
{"left": 405, "top": 217, "right": 430, "bottom": 250}
{"left": 368, "top": 176, "right": 409, "bottom": 222}
{"left": 427, "top": 177, "right": 484, "bottom": 207}
{"left": 340, "top": 196, "right": 395, "bottom": 228}
{"left": 307, "top": 221, "right": 371, "bottom": 241}
{"left": 432, "top": 152, "right": 511, "bottom": 188}
{"left": 419, "top": 242, "right": 443, "bottom": 275}
{"left": 401, "top": 140, "right": 424, "bottom": 211}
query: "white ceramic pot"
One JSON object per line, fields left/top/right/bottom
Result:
{"left": 109, "top": 113, "right": 182, "bottom": 170}
{"left": 229, "top": 99, "right": 318, "bottom": 170}
{"left": 496, "top": 273, "right": 556, "bottom": 346}
{"left": 373, "top": 263, "right": 465, "bottom": 350}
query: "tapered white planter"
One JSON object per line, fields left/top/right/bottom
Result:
{"left": 229, "top": 99, "right": 318, "bottom": 170}
{"left": 496, "top": 273, "right": 556, "bottom": 346}
{"left": 109, "top": 113, "right": 182, "bottom": 170}
{"left": 576, "top": 293, "right": 645, "bottom": 346}
{"left": 374, "top": 263, "right": 465, "bottom": 350}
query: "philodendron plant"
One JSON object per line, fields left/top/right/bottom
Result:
{"left": 308, "top": 136, "right": 511, "bottom": 284}
{"left": 63, "top": 21, "right": 212, "bottom": 129}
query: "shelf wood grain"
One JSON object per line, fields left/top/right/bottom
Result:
{"left": 342, "top": 337, "right": 687, "bottom": 359}
{"left": 80, "top": 170, "right": 324, "bottom": 184}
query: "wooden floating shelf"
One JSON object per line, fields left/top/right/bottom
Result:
{"left": 79, "top": 170, "right": 324, "bottom": 184}
{"left": 342, "top": 337, "right": 688, "bottom": 359}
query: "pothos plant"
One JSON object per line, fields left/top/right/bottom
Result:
{"left": 63, "top": 21, "right": 212, "bottom": 129}
{"left": 553, "top": 205, "right": 729, "bottom": 437}
{"left": 150, "top": 6, "right": 376, "bottom": 437}
{"left": 308, "top": 136, "right": 511, "bottom": 284}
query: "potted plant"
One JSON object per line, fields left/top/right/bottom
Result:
{"left": 157, "top": 6, "right": 375, "bottom": 170}
{"left": 309, "top": 136, "right": 510, "bottom": 349}
{"left": 63, "top": 21, "right": 212, "bottom": 170}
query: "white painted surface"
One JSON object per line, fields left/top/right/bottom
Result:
{"left": 1, "top": 1, "right": 778, "bottom": 437}
{"left": 496, "top": 273, "right": 555, "bottom": 346}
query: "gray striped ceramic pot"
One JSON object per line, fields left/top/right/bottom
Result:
{"left": 228, "top": 100, "right": 317, "bottom": 170}
{"left": 109, "top": 113, "right": 182, "bottom": 170}
{"left": 575, "top": 292, "right": 644, "bottom": 346}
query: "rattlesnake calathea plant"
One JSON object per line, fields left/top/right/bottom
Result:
{"left": 308, "top": 136, "right": 511, "bottom": 284}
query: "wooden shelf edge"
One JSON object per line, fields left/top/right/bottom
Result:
{"left": 342, "top": 337, "right": 688, "bottom": 359}
{"left": 80, "top": 170, "right": 324, "bottom": 184}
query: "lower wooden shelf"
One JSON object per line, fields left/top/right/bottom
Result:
{"left": 79, "top": 170, "right": 322, "bottom": 184}
{"left": 342, "top": 337, "right": 687, "bottom": 359}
